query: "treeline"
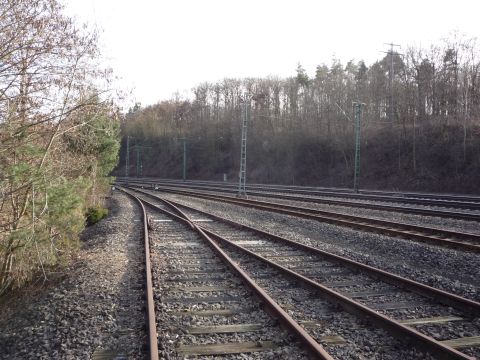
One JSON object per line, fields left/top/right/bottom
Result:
{"left": 119, "top": 33, "right": 480, "bottom": 193}
{"left": 0, "top": 0, "right": 120, "bottom": 294}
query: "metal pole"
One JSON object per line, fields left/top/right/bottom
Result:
{"left": 238, "top": 96, "right": 249, "bottom": 197}
{"left": 136, "top": 147, "right": 140, "bottom": 177}
{"left": 353, "top": 102, "right": 363, "bottom": 193}
{"left": 125, "top": 136, "right": 130, "bottom": 178}
{"left": 390, "top": 44, "right": 394, "bottom": 123}
{"left": 183, "top": 138, "right": 186, "bottom": 181}
{"left": 383, "top": 43, "right": 401, "bottom": 124}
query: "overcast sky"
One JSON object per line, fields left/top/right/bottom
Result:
{"left": 64, "top": 0, "right": 479, "bottom": 108}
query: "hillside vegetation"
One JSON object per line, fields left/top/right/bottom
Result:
{"left": 118, "top": 34, "right": 480, "bottom": 193}
{"left": 0, "top": 0, "right": 120, "bottom": 295}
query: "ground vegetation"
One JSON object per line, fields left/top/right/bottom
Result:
{"left": 0, "top": 0, "right": 120, "bottom": 295}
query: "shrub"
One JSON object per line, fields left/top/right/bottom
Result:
{"left": 85, "top": 206, "right": 109, "bottom": 226}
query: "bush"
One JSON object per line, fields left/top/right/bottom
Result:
{"left": 85, "top": 206, "right": 108, "bottom": 226}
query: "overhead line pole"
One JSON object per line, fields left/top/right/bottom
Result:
{"left": 238, "top": 96, "right": 249, "bottom": 197}
{"left": 183, "top": 139, "right": 186, "bottom": 182}
{"left": 176, "top": 137, "right": 187, "bottom": 181}
{"left": 131, "top": 144, "right": 152, "bottom": 178}
{"left": 136, "top": 147, "right": 140, "bottom": 177}
{"left": 353, "top": 102, "right": 365, "bottom": 193}
{"left": 382, "top": 43, "right": 402, "bottom": 124}
{"left": 125, "top": 136, "right": 130, "bottom": 178}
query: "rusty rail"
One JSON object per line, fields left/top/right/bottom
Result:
{"left": 131, "top": 179, "right": 480, "bottom": 221}
{"left": 122, "top": 186, "right": 480, "bottom": 359}
{"left": 121, "top": 178, "right": 480, "bottom": 210}
{"left": 133, "top": 190, "right": 475, "bottom": 360}
{"left": 199, "top": 225, "right": 473, "bottom": 360}
{"left": 125, "top": 188, "right": 334, "bottom": 359}
{"left": 148, "top": 194, "right": 474, "bottom": 360}
{"left": 135, "top": 185, "right": 480, "bottom": 253}
{"left": 157, "top": 196, "right": 480, "bottom": 317}
{"left": 120, "top": 189, "right": 159, "bottom": 360}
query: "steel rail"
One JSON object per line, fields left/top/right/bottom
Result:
{"left": 199, "top": 227, "right": 473, "bottom": 360}
{"left": 120, "top": 189, "right": 159, "bottom": 360}
{"left": 248, "top": 192, "right": 480, "bottom": 221}
{"left": 120, "top": 187, "right": 333, "bottom": 359}
{"left": 129, "top": 185, "right": 480, "bottom": 253}
{"left": 159, "top": 181, "right": 480, "bottom": 221}
{"left": 128, "top": 186, "right": 480, "bottom": 315}
{"left": 119, "top": 177, "right": 480, "bottom": 203}
{"left": 122, "top": 180, "right": 480, "bottom": 221}
{"left": 158, "top": 178, "right": 480, "bottom": 203}
{"left": 134, "top": 190, "right": 474, "bottom": 360}
{"left": 120, "top": 178, "right": 480, "bottom": 210}
{"left": 161, "top": 196, "right": 480, "bottom": 316}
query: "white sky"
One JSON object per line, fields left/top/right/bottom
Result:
{"left": 63, "top": 0, "right": 479, "bottom": 108}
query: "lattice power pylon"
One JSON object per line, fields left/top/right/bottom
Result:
{"left": 125, "top": 136, "right": 130, "bottom": 178}
{"left": 353, "top": 102, "right": 364, "bottom": 193}
{"left": 237, "top": 98, "right": 249, "bottom": 197}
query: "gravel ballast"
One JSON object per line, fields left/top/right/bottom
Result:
{"left": 155, "top": 191, "right": 480, "bottom": 302}
{"left": 148, "top": 206, "right": 310, "bottom": 359}
{"left": 0, "top": 192, "right": 146, "bottom": 359}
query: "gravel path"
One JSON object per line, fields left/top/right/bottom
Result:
{"left": 156, "top": 192, "right": 480, "bottom": 302}
{"left": 0, "top": 192, "right": 146, "bottom": 359}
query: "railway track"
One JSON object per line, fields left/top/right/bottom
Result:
{"left": 119, "top": 178, "right": 480, "bottom": 211}
{"left": 124, "top": 191, "right": 158, "bottom": 360}
{"left": 121, "top": 180, "right": 480, "bottom": 222}
{"left": 126, "top": 184, "right": 480, "bottom": 253}
{"left": 123, "top": 188, "right": 326, "bottom": 358}
{"left": 126, "top": 187, "right": 480, "bottom": 359}
{"left": 148, "top": 202, "right": 317, "bottom": 358}
{"left": 141, "top": 178, "right": 480, "bottom": 204}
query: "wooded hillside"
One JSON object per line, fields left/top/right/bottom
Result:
{"left": 118, "top": 34, "right": 480, "bottom": 194}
